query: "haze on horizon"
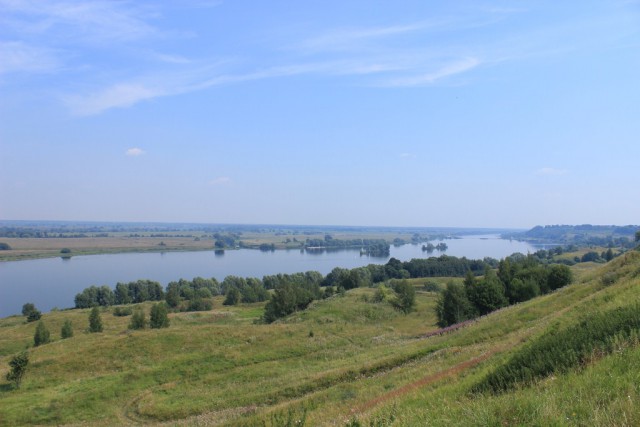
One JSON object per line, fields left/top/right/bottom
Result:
{"left": 1, "top": 1, "right": 638, "bottom": 229}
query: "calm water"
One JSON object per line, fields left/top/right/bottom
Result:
{"left": 0, "top": 236, "right": 549, "bottom": 316}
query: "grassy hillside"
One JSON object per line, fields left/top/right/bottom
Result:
{"left": 1, "top": 255, "right": 639, "bottom": 426}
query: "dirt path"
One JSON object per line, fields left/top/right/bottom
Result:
{"left": 350, "top": 351, "right": 495, "bottom": 417}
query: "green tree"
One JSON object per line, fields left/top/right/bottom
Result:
{"left": 22, "top": 303, "right": 41, "bottom": 322}
{"left": 604, "top": 248, "right": 614, "bottom": 262}
{"left": 547, "top": 264, "right": 573, "bottom": 291}
{"left": 436, "top": 282, "right": 476, "bottom": 327}
{"left": 88, "top": 306, "right": 103, "bottom": 333}
{"left": 33, "top": 321, "right": 50, "bottom": 346}
{"left": 391, "top": 280, "right": 416, "bottom": 313}
{"left": 509, "top": 278, "right": 540, "bottom": 303}
{"left": 165, "top": 286, "right": 181, "bottom": 308}
{"left": 636, "top": 230, "right": 640, "bottom": 242}
{"left": 150, "top": 303, "right": 170, "bottom": 328}
{"left": 263, "top": 282, "right": 315, "bottom": 323}
{"left": 466, "top": 270, "right": 508, "bottom": 316}
{"left": 223, "top": 288, "right": 241, "bottom": 305}
{"left": 114, "top": 283, "right": 132, "bottom": 305}
{"left": 61, "top": 319, "right": 73, "bottom": 339}
{"left": 6, "top": 351, "right": 29, "bottom": 389}
{"left": 129, "top": 309, "right": 146, "bottom": 330}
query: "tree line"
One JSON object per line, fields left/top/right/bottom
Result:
{"left": 70, "top": 253, "right": 576, "bottom": 324}
{"left": 435, "top": 254, "right": 573, "bottom": 327}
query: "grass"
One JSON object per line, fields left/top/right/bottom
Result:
{"left": 1, "top": 253, "right": 639, "bottom": 425}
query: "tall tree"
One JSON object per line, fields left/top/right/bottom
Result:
{"left": 88, "top": 307, "right": 103, "bottom": 333}
{"left": 436, "top": 282, "right": 476, "bottom": 327}
{"left": 392, "top": 280, "right": 416, "bottom": 314}
{"left": 22, "top": 303, "right": 41, "bottom": 322}
{"left": 467, "top": 270, "right": 508, "bottom": 316}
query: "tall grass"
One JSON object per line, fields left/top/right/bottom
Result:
{"left": 473, "top": 302, "right": 640, "bottom": 393}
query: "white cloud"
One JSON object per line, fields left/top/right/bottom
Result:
{"left": 125, "top": 148, "right": 145, "bottom": 156}
{"left": 65, "top": 83, "right": 161, "bottom": 116}
{"left": 298, "top": 23, "right": 425, "bottom": 52}
{"left": 0, "top": 0, "right": 157, "bottom": 43}
{"left": 536, "top": 167, "right": 568, "bottom": 176}
{"left": 0, "top": 41, "right": 59, "bottom": 74}
{"left": 386, "top": 58, "right": 481, "bottom": 87}
{"left": 209, "top": 176, "right": 231, "bottom": 185}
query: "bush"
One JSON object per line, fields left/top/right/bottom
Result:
{"left": 129, "top": 309, "right": 146, "bottom": 330}
{"left": 0, "top": 242, "right": 11, "bottom": 250}
{"left": 150, "top": 303, "right": 170, "bottom": 328}
{"left": 61, "top": 320, "right": 73, "bottom": 339}
{"left": 186, "top": 298, "right": 213, "bottom": 312}
{"left": 88, "top": 307, "right": 103, "bottom": 333}
{"left": 372, "top": 285, "right": 392, "bottom": 303}
{"left": 223, "top": 288, "right": 241, "bottom": 306}
{"left": 113, "top": 307, "right": 132, "bottom": 317}
{"left": 6, "top": 351, "right": 29, "bottom": 389}
{"left": 34, "top": 321, "right": 50, "bottom": 346}
{"left": 422, "top": 280, "right": 442, "bottom": 292}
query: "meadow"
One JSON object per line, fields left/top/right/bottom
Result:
{"left": 1, "top": 254, "right": 639, "bottom": 426}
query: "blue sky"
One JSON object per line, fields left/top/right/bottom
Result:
{"left": 1, "top": 0, "right": 639, "bottom": 228}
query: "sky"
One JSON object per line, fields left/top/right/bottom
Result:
{"left": 1, "top": 0, "right": 639, "bottom": 228}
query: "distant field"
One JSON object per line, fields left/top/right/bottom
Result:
{"left": 0, "top": 236, "right": 214, "bottom": 261}
{"left": 0, "top": 229, "right": 422, "bottom": 261}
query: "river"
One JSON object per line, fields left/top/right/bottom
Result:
{"left": 0, "top": 235, "right": 550, "bottom": 316}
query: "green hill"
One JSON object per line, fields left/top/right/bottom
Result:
{"left": 1, "top": 254, "right": 640, "bottom": 426}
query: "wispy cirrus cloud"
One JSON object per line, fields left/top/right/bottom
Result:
{"left": 5, "top": 1, "right": 636, "bottom": 116}
{"left": 297, "top": 23, "right": 425, "bottom": 52}
{"left": 0, "top": 41, "right": 59, "bottom": 74}
{"left": 0, "top": 0, "right": 157, "bottom": 43}
{"left": 65, "top": 83, "right": 162, "bottom": 116}
{"left": 385, "top": 57, "right": 481, "bottom": 87}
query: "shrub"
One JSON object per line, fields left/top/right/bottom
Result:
{"left": 150, "top": 303, "right": 170, "bottom": 328}
{"left": 61, "top": 320, "right": 73, "bottom": 339}
{"left": 6, "top": 351, "right": 29, "bottom": 389}
{"left": 0, "top": 242, "right": 11, "bottom": 250}
{"left": 129, "top": 309, "right": 146, "bottom": 330}
{"left": 34, "top": 321, "right": 50, "bottom": 346}
{"left": 113, "top": 307, "right": 133, "bottom": 317}
{"left": 88, "top": 307, "right": 103, "bottom": 333}
{"left": 373, "top": 285, "right": 392, "bottom": 303}
{"left": 223, "top": 288, "right": 241, "bottom": 306}
{"left": 422, "top": 280, "right": 442, "bottom": 292}
{"left": 186, "top": 298, "right": 213, "bottom": 312}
